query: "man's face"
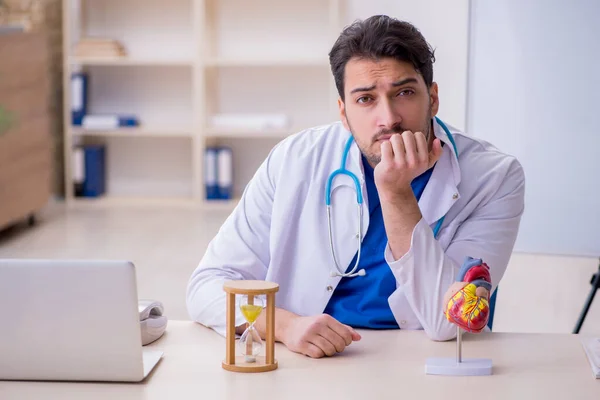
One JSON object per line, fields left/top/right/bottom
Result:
{"left": 338, "top": 57, "right": 439, "bottom": 166}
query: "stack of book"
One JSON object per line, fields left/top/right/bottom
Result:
{"left": 74, "top": 38, "right": 127, "bottom": 58}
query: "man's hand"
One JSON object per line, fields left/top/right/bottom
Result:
{"left": 375, "top": 131, "right": 444, "bottom": 260}
{"left": 281, "top": 314, "right": 361, "bottom": 358}
{"left": 374, "top": 131, "right": 443, "bottom": 201}
{"left": 239, "top": 308, "right": 361, "bottom": 358}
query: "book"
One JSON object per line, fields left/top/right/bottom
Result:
{"left": 82, "top": 114, "right": 139, "bottom": 130}
{"left": 204, "top": 147, "right": 219, "bottom": 200}
{"left": 204, "top": 147, "right": 233, "bottom": 200}
{"left": 71, "top": 72, "right": 88, "bottom": 126}
{"left": 216, "top": 147, "right": 233, "bottom": 200}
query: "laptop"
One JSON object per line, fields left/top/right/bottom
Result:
{"left": 0, "top": 259, "right": 163, "bottom": 382}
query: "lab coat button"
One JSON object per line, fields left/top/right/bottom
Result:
{"left": 326, "top": 285, "right": 333, "bottom": 292}
{"left": 452, "top": 193, "right": 458, "bottom": 200}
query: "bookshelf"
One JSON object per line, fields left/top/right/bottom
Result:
{"left": 62, "top": 0, "right": 469, "bottom": 209}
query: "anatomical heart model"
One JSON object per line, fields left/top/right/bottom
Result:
{"left": 425, "top": 257, "right": 493, "bottom": 376}
{"left": 444, "top": 257, "right": 492, "bottom": 333}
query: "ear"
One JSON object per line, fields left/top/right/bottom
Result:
{"left": 429, "top": 82, "right": 440, "bottom": 117}
{"left": 338, "top": 97, "right": 350, "bottom": 131}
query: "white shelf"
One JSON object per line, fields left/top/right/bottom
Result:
{"left": 70, "top": 56, "right": 194, "bottom": 67}
{"left": 202, "top": 198, "right": 240, "bottom": 211}
{"left": 69, "top": 196, "right": 199, "bottom": 209}
{"left": 205, "top": 58, "right": 329, "bottom": 68}
{"left": 71, "top": 126, "right": 193, "bottom": 138}
{"left": 63, "top": 0, "right": 343, "bottom": 208}
{"left": 84, "top": 66, "right": 194, "bottom": 130}
{"left": 79, "top": 0, "right": 195, "bottom": 62}
{"left": 207, "top": 0, "right": 335, "bottom": 63}
{"left": 204, "top": 126, "right": 299, "bottom": 139}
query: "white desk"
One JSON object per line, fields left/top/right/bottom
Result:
{"left": 1, "top": 321, "right": 598, "bottom": 399}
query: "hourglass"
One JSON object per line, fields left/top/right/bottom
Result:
{"left": 222, "top": 280, "right": 279, "bottom": 373}
{"left": 238, "top": 294, "right": 264, "bottom": 362}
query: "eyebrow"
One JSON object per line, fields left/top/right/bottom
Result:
{"left": 350, "top": 77, "right": 419, "bottom": 95}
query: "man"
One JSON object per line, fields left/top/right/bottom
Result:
{"left": 186, "top": 15, "right": 525, "bottom": 358}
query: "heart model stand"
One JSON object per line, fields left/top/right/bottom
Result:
{"left": 425, "top": 326, "right": 492, "bottom": 376}
{"left": 425, "top": 257, "right": 493, "bottom": 376}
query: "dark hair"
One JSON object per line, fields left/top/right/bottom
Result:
{"left": 329, "top": 15, "right": 436, "bottom": 101}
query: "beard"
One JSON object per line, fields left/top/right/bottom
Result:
{"left": 347, "top": 111, "right": 433, "bottom": 167}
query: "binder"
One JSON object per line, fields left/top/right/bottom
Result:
{"left": 204, "top": 147, "right": 219, "bottom": 200}
{"left": 71, "top": 72, "right": 88, "bottom": 126}
{"left": 72, "top": 146, "right": 85, "bottom": 196}
{"left": 82, "top": 114, "right": 140, "bottom": 130}
{"left": 78, "top": 145, "right": 106, "bottom": 198}
{"left": 216, "top": 147, "right": 233, "bottom": 200}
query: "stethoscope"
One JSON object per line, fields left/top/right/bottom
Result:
{"left": 325, "top": 117, "right": 458, "bottom": 278}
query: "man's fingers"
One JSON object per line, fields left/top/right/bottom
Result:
{"left": 428, "top": 138, "right": 443, "bottom": 168}
{"left": 320, "top": 326, "right": 348, "bottom": 352}
{"left": 401, "top": 131, "right": 418, "bottom": 165}
{"left": 380, "top": 140, "right": 394, "bottom": 164}
{"left": 415, "top": 131, "right": 428, "bottom": 163}
{"left": 390, "top": 134, "right": 406, "bottom": 164}
{"left": 304, "top": 342, "right": 325, "bottom": 359}
{"left": 343, "top": 324, "right": 362, "bottom": 341}
{"left": 309, "top": 335, "right": 337, "bottom": 357}
{"left": 443, "top": 281, "right": 468, "bottom": 306}
{"left": 326, "top": 319, "right": 353, "bottom": 345}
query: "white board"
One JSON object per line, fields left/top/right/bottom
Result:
{"left": 467, "top": 0, "right": 600, "bottom": 256}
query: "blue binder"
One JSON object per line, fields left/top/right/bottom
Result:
{"left": 205, "top": 147, "right": 219, "bottom": 200}
{"left": 216, "top": 147, "right": 233, "bottom": 200}
{"left": 82, "top": 145, "right": 106, "bottom": 197}
{"left": 71, "top": 72, "right": 88, "bottom": 126}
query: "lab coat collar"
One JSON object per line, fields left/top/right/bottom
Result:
{"left": 335, "top": 118, "right": 462, "bottom": 228}
{"left": 418, "top": 118, "right": 462, "bottom": 227}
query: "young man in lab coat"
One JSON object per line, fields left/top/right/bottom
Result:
{"left": 187, "top": 15, "right": 525, "bottom": 358}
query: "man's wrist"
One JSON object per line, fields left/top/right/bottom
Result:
{"left": 379, "top": 185, "right": 415, "bottom": 205}
{"left": 250, "top": 307, "right": 298, "bottom": 344}
{"left": 273, "top": 308, "right": 298, "bottom": 344}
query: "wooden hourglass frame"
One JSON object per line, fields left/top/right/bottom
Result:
{"left": 222, "top": 280, "right": 279, "bottom": 373}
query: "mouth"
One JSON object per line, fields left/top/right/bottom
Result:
{"left": 375, "top": 134, "right": 393, "bottom": 142}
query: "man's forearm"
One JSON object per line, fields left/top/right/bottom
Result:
{"left": 235, "top": 307, "right": 298, "bottom": 342}
{"left": 380, "top": 188, "right": 422, "bottom": 260}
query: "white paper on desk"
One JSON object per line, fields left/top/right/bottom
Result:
{"left": 580, "top": 337, "right": 600, "bottom": 378}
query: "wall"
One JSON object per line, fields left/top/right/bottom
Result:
{"left": 467, "top": 0, "right": 600, "bottom": 257}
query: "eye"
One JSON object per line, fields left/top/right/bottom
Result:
{"left": 356, "top": 96, "right": 373, "bottom": 104}
{"left": 397, "top": 89, "right": 415, "bottom": 97}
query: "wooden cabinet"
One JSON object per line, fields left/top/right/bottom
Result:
{"left": 0, "top": 31, "right": 52, "bottom": 229}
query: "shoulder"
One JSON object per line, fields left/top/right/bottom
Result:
{"left": 275, "top": 121, "right": 347, "bottom": 155}
{"left": 266, "top": 121, "right": 348, "bottom": 172}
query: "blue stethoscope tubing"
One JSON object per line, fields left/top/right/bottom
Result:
{"left": 325, "top": 117, "right": 458, "bottom": 278}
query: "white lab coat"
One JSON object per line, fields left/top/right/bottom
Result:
{"left": 186, "top": 118, "right": 525, "bottom": 341}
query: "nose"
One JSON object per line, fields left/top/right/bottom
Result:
{"left": 376, "top": 97, "right": 400, "bottom": 130}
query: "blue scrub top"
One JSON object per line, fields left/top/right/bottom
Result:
{"left": 323, "top": 155, "right": 434, "bottom": 329}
